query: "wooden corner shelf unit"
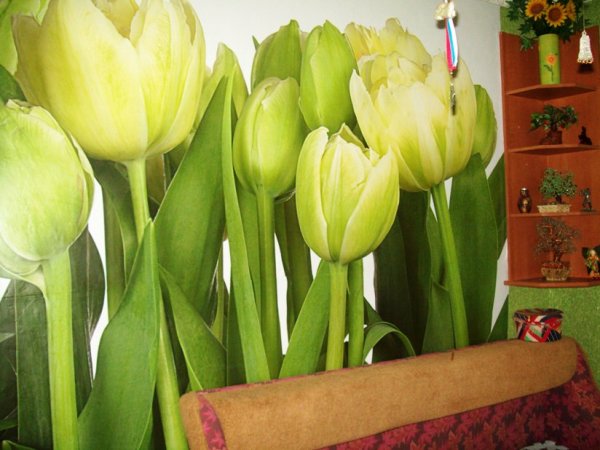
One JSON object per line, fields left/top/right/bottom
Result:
{"left": 500, "top": 27, "right": 600, "bottom": 288}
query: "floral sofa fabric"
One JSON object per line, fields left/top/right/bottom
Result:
{"left": 179, "top": 337, "right": 600, "bottom": 450}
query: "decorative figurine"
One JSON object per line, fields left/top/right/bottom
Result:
{"left": 582, "top": 246, "right": 600, "bottom": 278}
{"left": 517, "top": 187, "right": 532, "bottom": 213}
{"left": 581, "top": 187, "right": 593, "bottom": 212}
{"left": 578, "top": 126, "right": 592, "bottom": 145}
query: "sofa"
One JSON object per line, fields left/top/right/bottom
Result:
{"left": 179, "top": 337, "right": 600, "bottom": 449}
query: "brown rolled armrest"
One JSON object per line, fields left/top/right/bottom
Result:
{"left": 180, "top": 337, "right": 579, "bottom": 450}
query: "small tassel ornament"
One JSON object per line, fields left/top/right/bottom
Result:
{"left": 578, "top": 30, "right": 593, "bottom": 64}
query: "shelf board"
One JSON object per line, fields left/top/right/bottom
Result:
{"left": 505, "top": 277, "right": 600, "bottom": 288}
{"left": 506, "top": 83, "right": 596, "bottom": 100}
{"left": 508, "top": 144, "right": 600, "bottom": 155}
{"left": 509, "top": 210, "right": 599, "bottom": 218}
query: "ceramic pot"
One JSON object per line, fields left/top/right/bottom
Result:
{"left": 541, "top": 261, "right": 570, "bottom": 281}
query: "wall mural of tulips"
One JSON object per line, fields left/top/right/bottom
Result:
{"left": 0, "top": 1, "right": 505, "bottom": 449}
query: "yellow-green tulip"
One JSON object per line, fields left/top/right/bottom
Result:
{"left": 0, "top": 0, "right": 47, "bottom": 74}
{"left": 0, "top": 100, "right": 93, "bottom": 279}
{"left": 472, "top": 84, "right": 497, "bottom": 168}
{"left": 12, "top": 0, "right": 205, "bottom": 162}
{"left": 296, "top": 125, "right": 399, "bottom": 265}
{"left": 350, "top": 53, "right": 477, "bottom": 192}
{"left": 251, "top": 20, "right": 304, "bottom": 88}
{"left": 345, "top": 18, "right": 431, "bottom": 70}
{"left": 233, "top": 77, "right": 306, "bottom": 199}
{"left": 299, "top": 21, "right": 357, "bottom": 132}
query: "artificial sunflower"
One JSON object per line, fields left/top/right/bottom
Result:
{"left": 525, "top": 0, "right": 547, "bottom": 21}
{"left": 545, "top": 3, "right": 567, "bottom": 28}
{"left": 565, "top": 0, "right": 577, "bottom": 22}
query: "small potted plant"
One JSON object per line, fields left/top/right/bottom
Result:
{"left": 538, "top": 167, "right": 577, "bottom": 213}
{"left": 535, "top": 217, "right": 579, "bottom": 281}
{"left": 530, "top": 104, "right": 578, "bottom": 145}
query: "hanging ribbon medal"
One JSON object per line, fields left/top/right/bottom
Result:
{"left": 435, "top": 0, "right": 458, "bottom": 113}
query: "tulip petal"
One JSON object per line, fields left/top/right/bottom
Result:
{"left": 14, "top": 0, "right": 148, "bottom": 161}
{"left": 296, "top": 128, "right": 331, "bottom": 261}
{"left": 320, "top": 133, "right": 369, "bottom": 260}
{"left": 255, "top": 78, "right": 303, "bottom": 197}
{"left": 132, "top": 0, "right": 205, "bottom": 156}
{"left": 340, "top": 151, "right": 399, "bottom": 264}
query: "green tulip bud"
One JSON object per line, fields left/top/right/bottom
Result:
{"left": 296, "top": 125, "right": 399, "bottom": 265}
{"left": 12, "top": 0, "right": 205, "bottom": 162}
{"left": 472, "top": 84, "right": 497, "bottom": 168}
{"left": 0, "top": 101, "right": 93, "bottom": 279}
{"left": 233, "top": 77, "right": 306, "bottom": 198}
{"left": 251, "top": 20, "right": 304, "bottom": 89}
{"left": 299, "top": 21, "right": 357, "bottom": 132}
{"left": 0, "top": 0, "right": 48, "bottom": 74}
{"left": 350, "top": 53, "right": 477, "bottom": 192}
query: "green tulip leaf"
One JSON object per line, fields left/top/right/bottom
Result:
{"left": 0, "top": 66, "right": 24, "bottom": 103}
{"left": 155, "top": 80, "right": 226, "bottom": 321}
{"left": 91, "top": 160, "right": 137, "bottom": 316}
{"left": 421, "top": 280, "right": 454, "bottom": 353}
{"left": 489, "top": 156, "right": 507, "bottom": 258}
{"left": 275, "top": 198, "right": 313, "bottom": 334}
{"left": 450, "top": 154, "right": 498, "bottom": 345}
{"left": 362, "top": 321, "right": 416, "bottom": 362}
{"left": 11, "top": 281, "right": 51, "bottom": 450}
{"left": 79, "top": 224, "right": 160, "bottom": 450}
{"left": 279, "top": 262, "right": 330, "bottom": 378}
{"left": 221, "top": 76, "right": 271, "bottom": 383}
{"left": 226, "top": 288, "right": 246, "bottom": 386}
{"left": 1, "top": 440, "right": 37, "bottom": 450}
{"left": 0, "top": 294, "right": 17, "bottom": 430}
{"left": 0, "top": 419, "right": 16, "bottom": 433}
{"left": 374, "top": 190, "right": 431, "bottom": 354}
{"left": 160, "top": 268, "right": 226, "bottom": 390}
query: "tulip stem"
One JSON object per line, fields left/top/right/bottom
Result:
{"left": 125, "top": 159, "right": 151, "bottom": 242}
{"left": 256, "top": 188, "right": 282, "bottom": 378}
{"left": 431, "top": 182, "right": 469, "bottom": 349}
{"left": 348, "top": 259, "right": 364, "bottom": 368}
{"left": 326, "top": 262, "right": 348, "bottom": 370}
{"left": 126, "top": 157, "right": 188, "bottom": 450}
{"left": 42, "top": 250, "right": 79, "bottom": 450}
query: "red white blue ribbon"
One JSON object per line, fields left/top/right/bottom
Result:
{"left": 445, "top": 15, "right": 458, "bottom": 72}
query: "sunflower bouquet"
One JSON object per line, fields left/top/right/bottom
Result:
{"left": 506, "top": 0, "right": 585, "bottom": 50}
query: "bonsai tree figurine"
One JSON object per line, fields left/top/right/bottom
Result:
{"left": 530, "top": 104, "right": 578, "bottom": 145}
{"left": 539, "top": 168, "right": 577, "bottom": 207}
{"left": 535, "top": 217, "right": 579, "bottom": 281}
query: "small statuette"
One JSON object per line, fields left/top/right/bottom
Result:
{"left": 517, "top": 187, "right": 532, "bottom": 213}
{"left": 578, "top": 30, "right": 594, "bottom": 64}
{"left": 578, "top": 126, "right": 592, "bottom": 145}
{"left": 581, "top": 187, "right": 593, "bottom": 212}
{"left": 582, "top": 246, "right": 600, "bottom": 278}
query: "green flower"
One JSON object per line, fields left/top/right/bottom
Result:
{"left": 251, "top": 19, "right": 304, "bottom": 88}
{"left": 350, "top": 53, "right": 477, "bottom": 191}
{"left": 299, "top": 21, "right": 357, "bottom": 132}
{"left": 0, "top": 101, "right": 93, "bottom": 280}
{"left": 296, "top": 125, "right": 399, "bottom": 265}
{"left": 472, "top": 85, "right": 497, "bottom": 168}
{"left": 233, "top": 77, "right": 306, "bottom": 198}
{"left": 12, "top": 0, "right": 205, "bottom": 162}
